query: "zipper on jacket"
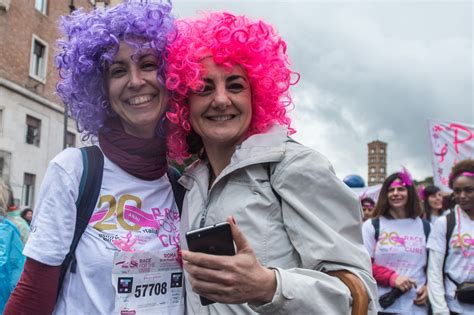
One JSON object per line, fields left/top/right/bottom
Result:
{"left": 199, "top": 193, "right": 214, "bottom": 228}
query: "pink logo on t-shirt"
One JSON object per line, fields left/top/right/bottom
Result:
{"left": 113, "top": 231, "right": 137, "bottom": 252}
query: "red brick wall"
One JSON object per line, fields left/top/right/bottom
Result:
{"left": 0, "top": 0, "right": 94, "bottom": 104}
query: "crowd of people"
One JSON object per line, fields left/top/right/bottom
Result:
{"left": 360, "top": 164, "right": 473, "bottom": 314}
{"left": 0, "top": 1, "right": 472, "bottom": 314}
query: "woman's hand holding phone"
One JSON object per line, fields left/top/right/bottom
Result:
{"left": 182, "top": 216, "right": 277, "bottom": 305}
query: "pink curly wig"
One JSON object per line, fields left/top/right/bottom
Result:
{"left": 165, "top": 12, "right": 299, "bottom": 163}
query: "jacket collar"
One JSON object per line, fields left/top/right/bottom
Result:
{"left": 180, "top": 124, "right": 289, "bottom": 190}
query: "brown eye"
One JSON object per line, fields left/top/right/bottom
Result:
{"left": 141, "top": 62, "right": 157, "bottom": 71}
{"left": 197, "top": 85, "right": 213, "bottom": 96}
{"left": 109, "top": 67, "right": 126, "bottom": 78}
{"left": 228, "top": 83, "right": 243, "bottom": 92}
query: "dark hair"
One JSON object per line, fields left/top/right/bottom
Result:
{"left": 449, "top": 159, "right": 474, "bottom": 189}
{"left": 361, "top": 197, "right": 375, "bottom": 206}
{"left": 21, "top": 208, "right": 33, "bottom": 219}
{"left": 373, "top": 172, "right": 423, "bottom": 219}
{"left": 423, "top": 185, "right": 441, "bottom": 221}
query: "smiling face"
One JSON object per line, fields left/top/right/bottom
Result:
{"left": 362, "top": 202, "right": 374, "bottom": 221}
{"left": 388, "top": 180, "right": 409, "bottom": 211}
{"left": 188, "top": 58, "right": 252, "bottom": 152}
{"left": 427, "top": 191, "right": 443, "bottom": 211}
{"left": 453, "top": 176, "right": 474, "bottom": 213}
{"left": 106, "top": 41, "right": 167, "bottom": 139}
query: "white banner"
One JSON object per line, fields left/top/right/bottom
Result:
{"left": 428, "top": 119, "right": 474, "bottom": 192}
{"left": 352, "top": 184, "right": 382, "bottom": 203}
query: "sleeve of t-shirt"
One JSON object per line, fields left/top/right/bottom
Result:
{"left": 362, "top": 219, "right": 376, "bottom": 258}
{"left": 23, "top": 148, "right": 83, "bottom": 266}
{"left": 426, "top": 216, "right": 447, "bottom": 254}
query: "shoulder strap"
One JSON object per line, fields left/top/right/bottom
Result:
{"left": 58, "top": 146, "right": 104, "bottom": 294}
{"left": 443, "top": 211, "right": 457, "bottom": 283}
{"left": 167, "top": 166, "right": 184, "bottom": 215}
{"left": 372, "top": 218, "right": 380, "bottom": 242}
{"left": 421, "top": 219, "right": 431, "bottom": 240}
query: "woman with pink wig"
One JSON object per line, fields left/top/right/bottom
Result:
{"left": 166, "top": 12, "right": 377, "bottom": 314}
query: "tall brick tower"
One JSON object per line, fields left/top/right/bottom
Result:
{"left": 368, "top": 141, "right": 387, "bottom": 186}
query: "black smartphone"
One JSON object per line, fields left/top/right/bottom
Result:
{"left": 185, "top": 222, "right": 236, "bottom": 305}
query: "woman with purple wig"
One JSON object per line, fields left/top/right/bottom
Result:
{"left": 5, "top": 1, "right": 184, "bottom": 314}
{"left": 166, "top": 12, "right": 377, "bottom": 314}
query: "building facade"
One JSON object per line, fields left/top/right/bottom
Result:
{"left": 367, "top": 140, "right": 387, "bottom": 186}
{"left": 0, "top": 0, "right": 99, "bottom": 208}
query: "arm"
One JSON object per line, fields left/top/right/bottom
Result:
{"left": 426, "top": 217, "right": 450, "bottom": 314}
{"left": 372, "top": 261, "right": 398, "bottom": 287}
{"left": 257, "top": 147, "right": 377, "bottom": 314}
{"left": 427, "top": 248, "right": 449, "bottom": 314}
{"left": 4, "top": 258, "right": 61, "bottom": 315}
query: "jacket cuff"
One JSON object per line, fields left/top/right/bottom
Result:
{"left": 249, "top": 267, "right": 286, "bottom": 313}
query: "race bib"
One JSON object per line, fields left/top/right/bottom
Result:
{"left": 112, "top": 250, "right": 184, "bottom": 315}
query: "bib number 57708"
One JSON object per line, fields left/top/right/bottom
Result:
{"left": 134, "top": 282, "right": 168, "bottom": 298}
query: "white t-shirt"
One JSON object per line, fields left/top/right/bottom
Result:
{"left": 362, "top": 217, "right": 429, "bottom": 314}
{"left": 427, "top": 206, "right": 474, "bottom": 314}
{"left": 24, "top": 148, "right": 184, "bottom": 314}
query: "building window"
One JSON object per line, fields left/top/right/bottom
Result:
{"left": 380, "top": 167, "right": 385, "bottom": 173}
{"left": 380, "top": 176, "right": 385, "bottom": 181}
{"left": 29, "top": 35, "right": 48, "bottom": 82}
{"left": 22, "top": 173, "right": 36, "bottom": 207}
{"left": 370, "top": 158, "right": 376, "bottom": 163}
{"left": 380, "top": 157, "right": 385, "bottom": 163}
{"left": 35, "top": 0, "right": 47, "bottom": 14}
{"left": 380, "top": 148, "right": 385, "bottom": 154}
{"left": 370, "top": 167, "right": 375, "bottom": 173}
{"left": 0, "top": 150, "right": 11, "bottom": 183}
{"left": 370, "top": 148, "right": 375, "bottom": 154}
{"left": 66, "top": 132, "right": 76, "bottom": 148}
{"left": 26, "top": 115, "right": 41, "bottom": 146}
{"left": 370, "top": 176, "right": 375, "bottom": 182}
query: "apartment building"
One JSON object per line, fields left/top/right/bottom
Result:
{"left": 0, "top": 0, "right": 100, "bottom": 207}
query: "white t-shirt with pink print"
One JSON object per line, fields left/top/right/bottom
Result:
{"left": 362, "top": 216, "right": 429, "bottom": 314}
{"left": 427, "top": 206, "right": 474, "bottom": 314}
{"left": 24, "top": 148, "right": 184, "bottom": 315}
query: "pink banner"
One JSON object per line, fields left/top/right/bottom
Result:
{"left": 428, "top": 119, "right": 474, "bottom": 192}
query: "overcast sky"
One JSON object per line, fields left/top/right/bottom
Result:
{"left": 173, "top": 0, "right": 473, "bottom": 182}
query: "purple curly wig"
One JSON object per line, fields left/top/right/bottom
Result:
{"left": 55, "top": 0, "right": 175, "bottom": 140}
{"left": 165, "top": 12, "right": 299, "bottom": 162}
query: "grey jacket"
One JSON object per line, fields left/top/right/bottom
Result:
{"left": 179, "top": 125, "right": 377, "bottom": 314}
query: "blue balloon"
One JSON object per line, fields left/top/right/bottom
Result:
{"left": 343, "top": 175, "right": 365, "bottom": 188}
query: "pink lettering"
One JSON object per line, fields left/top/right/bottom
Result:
{"left": 449, "top": 123, "right": 473, "bottom": 154}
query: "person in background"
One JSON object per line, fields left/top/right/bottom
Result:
{"left": 0, "top": 180, "right": 25, "bottom": 313}
{"left": 361, "top": 197, "right": 376, "bottom": 221}
{"left": 20, "top": 208, "right": 33, "bottom": 226}
{"left": 427, "top": 159, "right": 474, "bottom": 314}
{"left": 5, "top": 2, "right": 183, "bottom": 314}
{"left": 362, "top": 169, "right": 429, "bottom": 314}
{"left": 5, "top": 186, "right": 29, "bottom": 244}
{"left": 166, "top": 11, "right": 377, "bottom": 314}
{"left": 420, "top": 185, "right": 446, "bottom": 223}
